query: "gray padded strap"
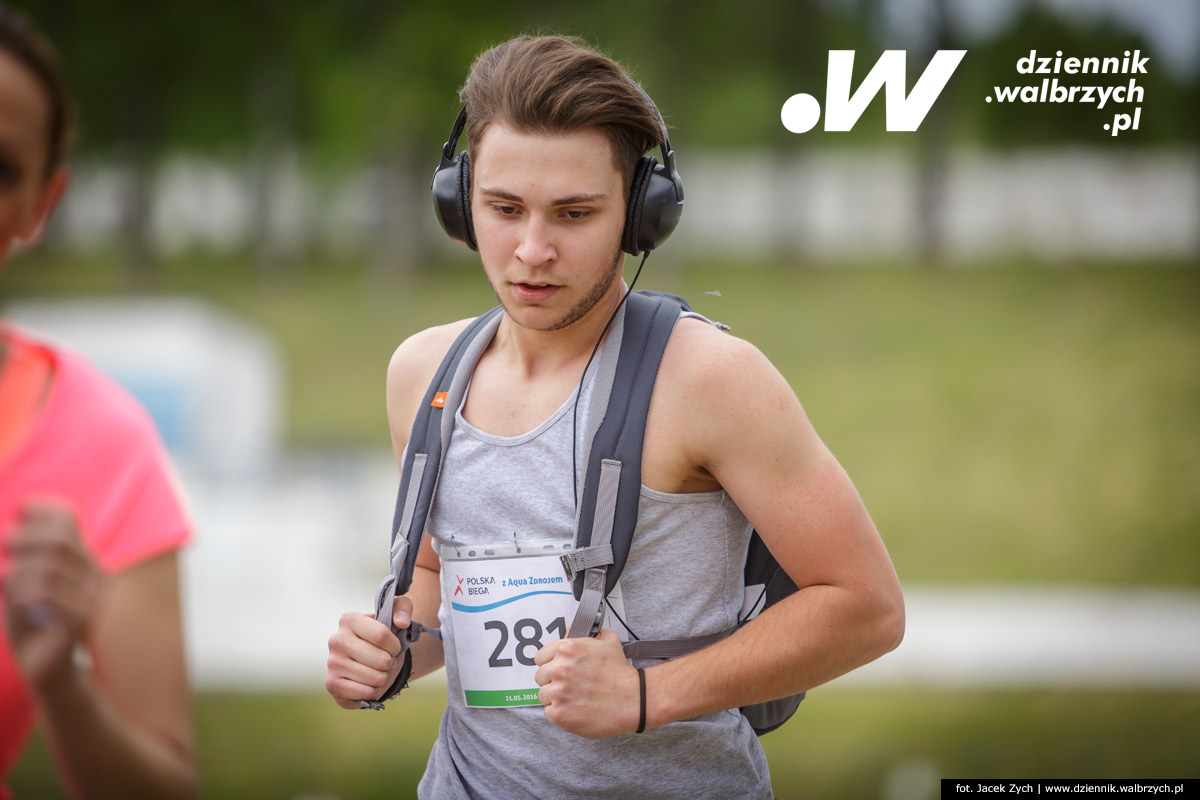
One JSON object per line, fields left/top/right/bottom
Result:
{"left": 414, "top": 311, "right": 502, "bottom": 567}
{"left": 589, "top": 459, "right": 621, "bottom": 550}
{"left": 393, "top": 315, "right": 499, "bottom": 633}
{"left": 390, "top": 454, "right": 426, "bottom": 558}
{"left": 571, "top": 293, "right": 683, "bottom": 600}
{"left": 566, "top": 459, "right": 622, "bottom": 637}
{"left": 560, "top": 543, "right": 614, "bottom": 580}
{"left": 439, "top": 313, "right": 503, "bottom": 468}
{"left": 567, "top": 570, "right": 609, "bottom": 639}
{"left": 388, "top": 305, "right": 502, "bottom": 594}
{"left": 364, "top": 307, "right": 501, "bottom": 711}
{"left": 372, "top": 574, "right": 397, "bottom": 626}
{"left": 371, "top": 313, "right": 499, "bottom": 655}
{"left": 575, "top": 302, "right": 627, "bottom": 508}
{"left": 622, "top": 629, "right": 733, "bottom": 660}
{"left": 373, "top": 456, "right": 425, "bottom": 627}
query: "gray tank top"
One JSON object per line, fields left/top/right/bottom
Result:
{"left": 420, "top": 316, "right": 772, "bottom": 800}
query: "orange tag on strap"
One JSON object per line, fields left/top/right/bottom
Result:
{"left": 431, "top": 392, "right": 448, "bottom": 409}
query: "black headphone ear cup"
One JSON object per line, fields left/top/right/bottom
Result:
{"left": 456, "top": 151, "right": 477, "bottom": 251}
{"left": 623, "top": 156, "right": 656, "bottom": 256}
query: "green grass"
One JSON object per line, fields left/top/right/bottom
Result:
{"left": 6, "top": 252, "right": 1197, "bottom": 586}
{"left": 5, "top": 254, "right": 1200, "bottom": 798}
{"left": 653, "top": 263, "right": 1200, "bottom": 587}
{"left": 10, "top": 688, "right": 1199, "bottom": 799}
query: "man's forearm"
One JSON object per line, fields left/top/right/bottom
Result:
{"left": 642, "top": 583, "right": 904, "bottom": 729}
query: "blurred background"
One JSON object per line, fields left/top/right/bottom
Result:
{"left": 4, "top": 0, "right": 1198, "bottom": 798}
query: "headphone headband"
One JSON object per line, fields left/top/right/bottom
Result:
{"left": 627, "top": 81, "right": 684, "bottom": 207}
{"left": 440, "top": 108, "right": 468, "bottom": 168}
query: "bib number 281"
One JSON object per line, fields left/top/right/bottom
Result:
{"left": 444, "top": 549, "right": 579, "bottom": 708}
{"left": 484, "top": 616, "right": 567, "bottom": 667}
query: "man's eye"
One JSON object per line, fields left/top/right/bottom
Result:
{"left": 491, "top": 204, "right": 518, "bottom": 216}
{"left": 563, "top": 209, "right": 590, "bottom": 220}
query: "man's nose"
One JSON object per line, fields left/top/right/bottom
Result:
{"left": 515, "top": 215, "right": 556, "bottom": 266}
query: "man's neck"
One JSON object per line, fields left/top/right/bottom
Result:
{"left": 492, "top": 281, "right": 627, "bottom": 380}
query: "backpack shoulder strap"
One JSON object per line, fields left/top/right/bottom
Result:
{"left": 372, "top": 307, "right": 503, "bottom": 630}
{"left": 563, "top": 290, "right": 687, "bottom": 637}
{"left": 557, "top": 292, "right": 808, "bottom": 733}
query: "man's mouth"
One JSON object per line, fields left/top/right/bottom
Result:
{"left": 512, "top": 282, "right": 559, "bottom": 301}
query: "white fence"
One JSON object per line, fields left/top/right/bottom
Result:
{"left": 49, "top": 148, "right": 1200, "bottom": 263}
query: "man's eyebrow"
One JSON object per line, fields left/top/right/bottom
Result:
{"left": 478, "top": 187, "right": 610, "bottom": 206}
{"left": 552, "top": 192, "right": 609, "bottom": 206}
{"left": 478, "top": 187, "right": 522, "bottom": 202}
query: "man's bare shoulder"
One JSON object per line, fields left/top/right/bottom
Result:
{"left": 386, "top": 318, "right": 475, "bottom": 444}
{"left": 387, "top": 319, "right": 474, "bottom": 384}
{"left": 658, "top": 314, "right": 781, "bottom": 395}
{"left": 650, "top": 313, "right": 813, "bottom": 475}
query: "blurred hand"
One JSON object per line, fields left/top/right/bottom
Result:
{"left": 534, "top": 629, "right": 641, "bottom": 738}
{"left": 325, "top": 595, "right": 411, "bottom": 709}
{"left": 2, "top": 498, "right": 103, "bottom": 693}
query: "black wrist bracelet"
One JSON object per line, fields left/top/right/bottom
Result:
{"left": 635, "top": 667, "right": 647, "bottom": 734}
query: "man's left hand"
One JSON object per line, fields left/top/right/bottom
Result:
{"left": 533, "top": 629, "right": 641, "bottom": 738}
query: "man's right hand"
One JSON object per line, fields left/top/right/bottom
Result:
{"left": 325, "top": 596, "right": 413, "bottom": 709}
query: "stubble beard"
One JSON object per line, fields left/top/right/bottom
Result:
{"left": 487, "top": 245, "right": 624, "bottom": 333}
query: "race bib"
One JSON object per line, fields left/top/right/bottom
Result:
{"left": 441, "top": 540, "right": 624, "bottom": 708}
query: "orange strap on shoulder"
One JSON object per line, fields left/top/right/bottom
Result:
{"left": 0, "top": 331, "right": 54, "bottom": 462}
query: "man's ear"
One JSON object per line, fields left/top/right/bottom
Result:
{"left": 16, "top": 166, "right": 69, "bottom": 249}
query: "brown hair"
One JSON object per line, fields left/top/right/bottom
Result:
{"left": 0, "top": 3, "right": 75, "bottom": 176}
{"left": 459, "top": 35, "right": 662, "bottom": 196}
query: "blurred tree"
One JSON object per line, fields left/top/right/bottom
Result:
{"left": 10, "top": 0, "right": 1195, "bottom": 273}
{"left": 291, "top": 2, "right": 521, "bottom": 275}
{"left": 15, "top": 0, "right": 260, "bottom": 282}
{"left": 245, "top": 0, "right": 301, "bottom": 279}
{"left": 917, "top": 0, "right": 955, "bottom": 266}
{"left": 951, "top": 5, "right": 1187, "bottom": 148}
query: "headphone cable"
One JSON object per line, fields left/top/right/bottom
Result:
{"left": 571, "top": 250, "right": 650, "bottom": 509}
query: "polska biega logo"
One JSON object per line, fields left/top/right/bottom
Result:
{"left": 781, "top": 50, "right": 966, "bottom": 133}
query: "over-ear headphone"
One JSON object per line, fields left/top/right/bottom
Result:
{"left": 431, "top": 84, "right": 684, "bottom": 257}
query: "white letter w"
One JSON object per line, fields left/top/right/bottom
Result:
{"left": 823, "top": 49, "right": 965, "bottom": 131}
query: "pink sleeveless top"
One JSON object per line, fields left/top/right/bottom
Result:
{"left": 0, "top": 325, "right": 191, "bottom": 786}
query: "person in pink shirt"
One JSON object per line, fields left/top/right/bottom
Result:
{"left": 0, "top": 5, "right": 197, "bottom": 798}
